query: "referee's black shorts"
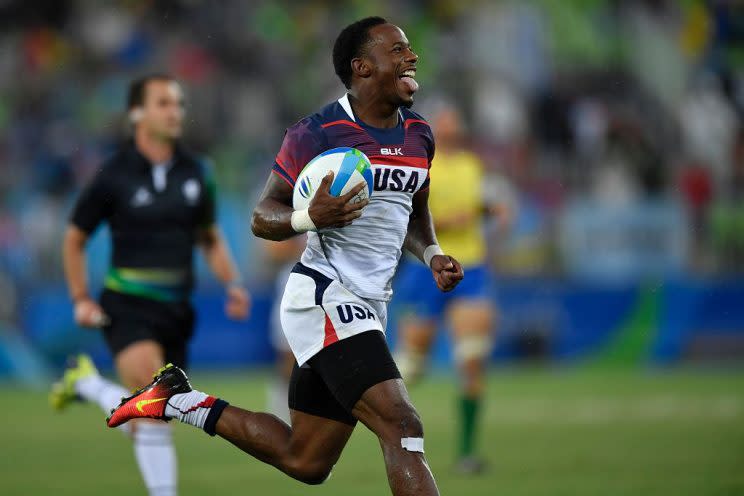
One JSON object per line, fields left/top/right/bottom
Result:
{"left": 99, "top": 289, "right": 195, "bottom": 369}
{"left": 288, "top": 330, "right": 401, "bottom": 426}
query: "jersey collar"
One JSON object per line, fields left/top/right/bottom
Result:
{"left": 338, "top": 93, "right": 404, "bottom": 126}
{"left": 126, "top": 139, "right": 187, "bottom": 171}
{"left": 338, "top": 93, "right": 356, "bottom": 122}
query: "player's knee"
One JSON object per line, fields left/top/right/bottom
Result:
{"left": 284, "top": 458, "right": 333, "bottom": 485}
{"left": 381, "top": 402, "right": 424, "bottom": 442}
{"left": 453, "top": 334, "right": 493, "bottom": 365}
{"left": 402, "top": 406, "right": 424, "bottom": 438}
{"left": 129, "top": 368, "right": 160, "bottom": 389}
{"left": 377, "top": 403, "right": 427, "bottom": 455}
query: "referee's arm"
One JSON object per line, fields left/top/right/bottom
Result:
{"left": 197, "top": 225, "right": 250, "bottom": 320}
{"left": 63, "top": 171, "right": 111, "bottom": 328}
{"left": 63, "top": 226, "right": 92, "bottom": 304}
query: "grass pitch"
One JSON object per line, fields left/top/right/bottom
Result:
{"left": 2, "top": 368, "right": 743, "bottom": 495}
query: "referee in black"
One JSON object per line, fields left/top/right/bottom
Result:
{"left": 53, "top": 74, "right": 249, "bottom": 496}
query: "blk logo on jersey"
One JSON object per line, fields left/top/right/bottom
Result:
{"left": 337, "top": 304, "right": 376, "bottom": 324}
{"left": 380, "top": 147, "right": 403, "bottom": 156}
{"left": 373, "top": 168, "right": 421, "bottom": 192}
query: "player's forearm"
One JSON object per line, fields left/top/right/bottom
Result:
{"left": 200, "top": 228, "right": 242, "bottom": 285}
{"left": 251, "top": 198, "right": 298, "bottom": 241}
{"left": 405, "top": 189, "right": 439, "bottom": 263}
{"left": 404, "top": 212, "right": 438, "bottom": 263}
{"left": 62, "top": 226, "right": 91, "bottom": 302}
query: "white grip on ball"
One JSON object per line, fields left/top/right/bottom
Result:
{"left": 291, "top": 208, "right": 317, "bottom": 233}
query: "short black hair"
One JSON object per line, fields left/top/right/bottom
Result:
{"left": 333, "top": 17, "right": 388, "bottom": 89}
{"left": 127, "top": 73, "right": 175, "bottom": 110}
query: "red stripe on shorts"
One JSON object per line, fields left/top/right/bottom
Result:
{"left": 323, "top": 313, "right": 339, "bottom": 347}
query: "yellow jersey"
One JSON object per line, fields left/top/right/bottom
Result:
{"left": 428, "top": 149, "right": 486, "bottom": 266}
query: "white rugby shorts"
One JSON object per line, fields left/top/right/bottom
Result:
{"left": 270, "top": 262, "right": 295, "bottom": 352}
{"left": 280, "top": 263, "right": 387, "bottom": 365}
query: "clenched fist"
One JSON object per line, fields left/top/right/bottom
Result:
{"left": 74, "top": 298, "right": 110, "bottom": 328}
{"left": 430, "top": 255, "right": 464, "bottom": 292}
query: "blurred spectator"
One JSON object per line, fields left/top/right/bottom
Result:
{"left": 0, "top": 0, "right": 741, "bottom": 299}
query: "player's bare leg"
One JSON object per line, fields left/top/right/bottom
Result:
{"left": 152, "top": 378, "right": 434, "bottom": 493}
{"left": 352, "top": 378, "right": 439, "bottom": 496}
{"left": 201, "top": 377, "right": 438, "bottom": 495}
{"left": 107, "top": 364, "right": 354, "bottom": 486}
{"left": 108, "top": 359, "right": 438, "bottom": 494}
{"left": 448, "top": 299, "right": 495, "bottom": 473}
{"left": 215, "top": 408, "right": 353, "bottom": 484}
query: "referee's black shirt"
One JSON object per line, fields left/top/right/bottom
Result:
{"left": 70, "top": 141, "right": 216, "bottom": 300}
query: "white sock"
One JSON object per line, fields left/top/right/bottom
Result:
{"left": 134, "top": 422, "right": 177, "bottom": 496}
{"left": 164, "top": 390, "right": 217, "bottom": 429}
{"left": 75, "top": 373, "right": 132, "bottom": 434}
{"left": 267, "top": 378, "right": 290, "bottom": 424}
{"left": 75, "top": 373, "right": 129, "bottom": 412}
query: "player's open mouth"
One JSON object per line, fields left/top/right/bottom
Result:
{"left": 398, "top": 68, "right": 419, "bottom": 93}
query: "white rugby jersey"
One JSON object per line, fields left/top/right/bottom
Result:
{"left": 272, "top": 95, "right": 434, "bottom": 301}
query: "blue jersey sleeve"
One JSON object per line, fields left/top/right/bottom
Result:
{"left": 272, "top": 117, "right": 326, "bottom": 187}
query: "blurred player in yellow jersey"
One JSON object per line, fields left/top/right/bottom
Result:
{"left": 395, "top": 104, "right": 505, "bottom": 474}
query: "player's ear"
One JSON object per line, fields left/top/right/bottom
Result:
{"left": 351, "top": 57, "right": 372, "bottom": 80}
{"left": 129, "top": 107, "right": 144, "bottom": 124}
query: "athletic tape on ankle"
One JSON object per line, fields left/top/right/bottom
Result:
{"left": 401, "top": 437, "right": 425, "bottom": 453}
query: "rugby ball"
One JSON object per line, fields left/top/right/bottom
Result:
{"left": 293, "top": 147, "right": 374, "bottom": 210}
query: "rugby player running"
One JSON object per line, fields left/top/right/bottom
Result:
{"left": 107, "top": 18, "right": 463, "bottom": 496}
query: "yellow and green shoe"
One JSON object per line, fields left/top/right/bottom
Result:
{"left": 49, "top": 354, "right": 98, "bottom": 411}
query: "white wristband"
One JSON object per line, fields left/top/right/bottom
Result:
{"left": 291, "top": 208, "right": 316, "bottom": 233}
{"left": 423, "top": 244, "right": 444, "bottom": 267}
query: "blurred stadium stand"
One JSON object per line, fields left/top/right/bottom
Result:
{"left": 0, "top": 0, "right": 742, "bottom": 378}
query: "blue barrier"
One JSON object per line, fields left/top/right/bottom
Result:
{"left": 654, "top": 278, "right": 744, "bottom": 363}
{"left": 13, "top": 278, "right": 744, "bottom": 373}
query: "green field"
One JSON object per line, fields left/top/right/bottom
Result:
{"left": 2, "top": 368, "right": 743, "bottom": 495}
